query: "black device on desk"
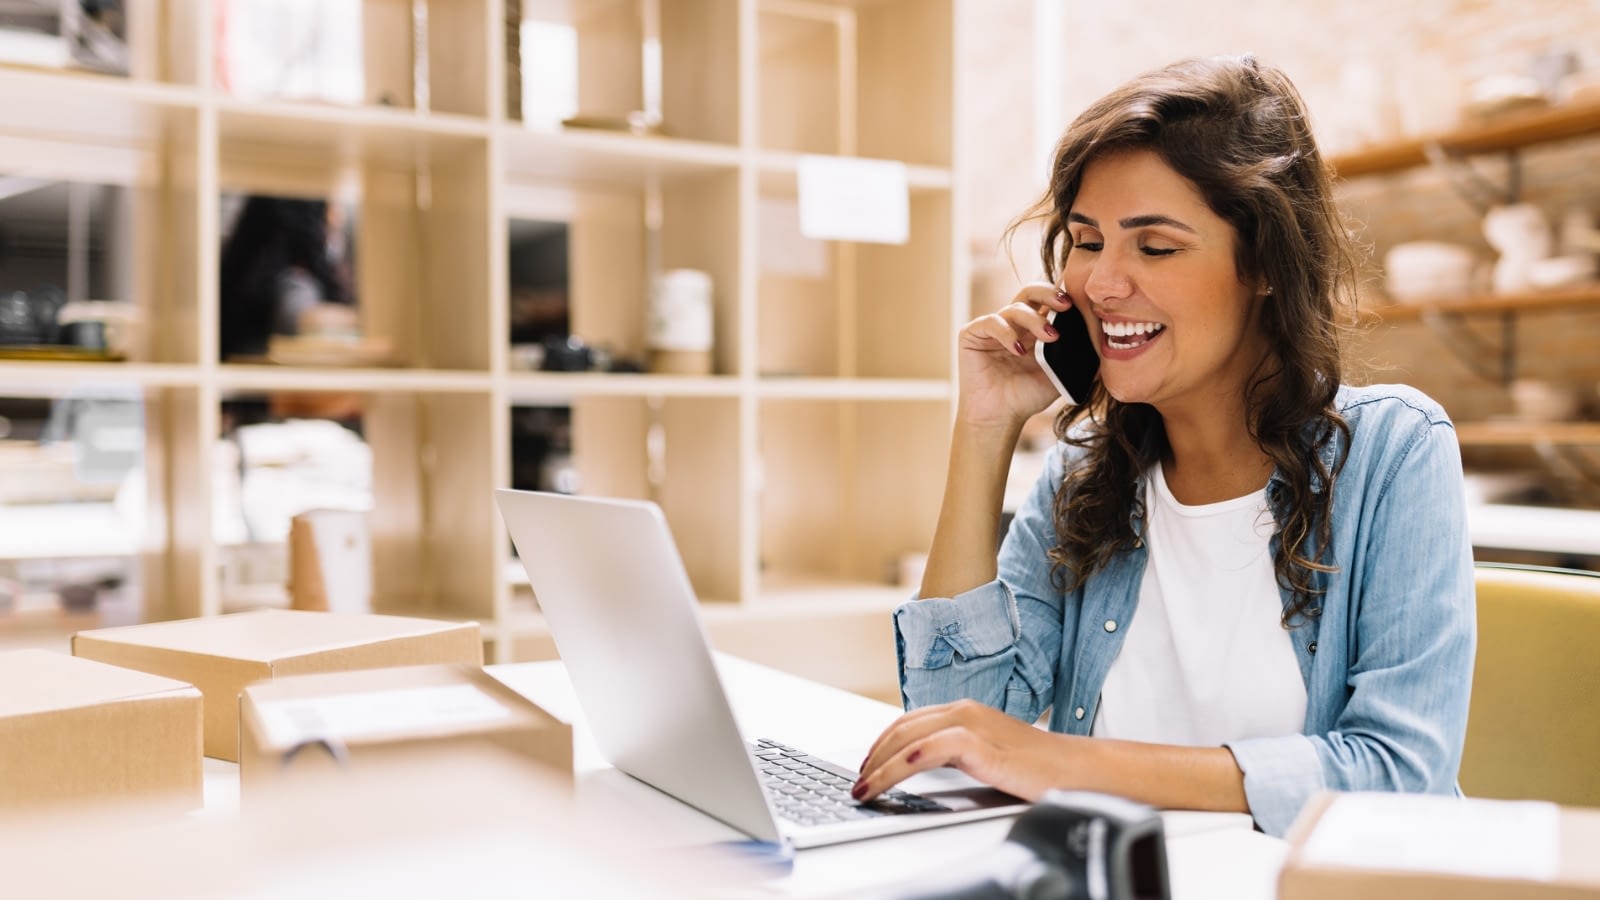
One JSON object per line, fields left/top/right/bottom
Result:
{"left": 1034, "top": 305, "right": 1099, "bottom": 406}
{"left": 886, "top": 791, "right": 1170, "bottom": 900}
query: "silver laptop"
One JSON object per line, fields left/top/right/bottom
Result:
{"left": 494, "top": 489, "right": 1029, "bottom": 849}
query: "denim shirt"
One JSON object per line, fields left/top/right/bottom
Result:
{"left": 893, "top": 384, "right": 1476, "bottom": 837}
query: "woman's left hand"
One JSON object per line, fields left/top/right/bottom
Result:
{"left": 852, "top": 699, "right": 1086, "bottom": 803}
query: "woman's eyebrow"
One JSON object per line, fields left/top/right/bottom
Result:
{"left": 1066, "top": 211, "right": 1196, "bottom": 234}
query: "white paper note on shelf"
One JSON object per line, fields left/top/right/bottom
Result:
{"left": 797, "top": 155, "right": 910, "bottom": 245}
{"left": 1299, "top": 793, "right": 1560, "bottom": 882}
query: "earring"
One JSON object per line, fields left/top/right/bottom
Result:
{"left": 1265, "top": 285, "right": 1275, "bottom": 296}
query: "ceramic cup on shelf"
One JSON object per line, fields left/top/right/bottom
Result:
{"left": 648, "top": 269, "right": 714, "bottom": 376}
{"left": 1509, "top": 379, "right": 1582, "bottom": 423}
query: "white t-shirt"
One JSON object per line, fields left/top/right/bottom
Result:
{"left": 1092, "top": 461, "right": 1307, "bottom": 746}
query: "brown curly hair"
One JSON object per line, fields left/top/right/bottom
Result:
{"left": 1016, "top": 55, "right": 1359, "bottom": 626}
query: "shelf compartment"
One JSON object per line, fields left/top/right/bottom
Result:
{"left": 514, "top": 0, "right": 739, "bottom": 143}
{"left": 758, "top": 397, "right": 949, "bottom": 590}
{"left": 217, "top": 133, "right": 492, "bottom": 371}
{"left": 757, "top": 188, "right": 954, "bottom": 379}
{"left": 504, "top": 171, "right": 742, "bottom": 376}
{"left": 757, "top": 0, "right": 952, "bottom": 167}
{"left": 215, "top": 390, "right": 498, "bottom": 622}
{"left": 215, "top": 0, "right": 491, "bottom": 117}
{"left": 509, "top": 395, "right": 742, "bottom": 606}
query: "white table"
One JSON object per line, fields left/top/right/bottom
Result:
{"left": 488, "top": 654, "right": 1287, "bottom": 900}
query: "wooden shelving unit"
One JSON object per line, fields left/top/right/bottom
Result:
{"left": 1329, "top": 97, "right": 1600, "bottom": 178}
{"left": 0, "top": 0, "right": 964, "bottom": 682}
{"left": 1455, "top": 421, "right": 1600, "bottom": 447}
{"left": 1363, "top": 285, "right": 1600, "bottom": 322}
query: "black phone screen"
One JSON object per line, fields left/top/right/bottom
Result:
{"left": 1034, "top": 305, "right": 1100, "bottom": 405}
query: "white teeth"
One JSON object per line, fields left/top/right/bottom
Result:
{"left": 1102, "top": 320, "right": 1164, "bottom": 350}
{"left": 1102, "top": 321, "right": 1164, "bottom": 337}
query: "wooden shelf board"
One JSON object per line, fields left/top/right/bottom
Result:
{"left": 1330, "top": 98, "right": 1600, "bottom": 178}
{"left": 216, "top": 365, "right": 492, "bottom": 394}
{"left": 505, "top": 372, "right": 743, "bottom": 402}
{"left": 755, "top": 150, "right": 953, "bottom": 194}
{"left": 756, "top": 377, "right": 953, "bottom": 400}
{"left": 0, "top": 67, "right": 198, "bottom": 144}
{"left": 217, "top": 99, "right": 488, "bottom": 169}
{"left": 1455, "top": 421, "right": 1600, "bottom": 447}
{"left": 501, "top": 127, "right": 741, "bottom": 187}
{"left": 0, "top": 361, "right": 201, "bottom": 395}
{"left": 1363, "top": 286, "right": 1600, "bottom": 322}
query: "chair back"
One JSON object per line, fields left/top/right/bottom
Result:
{"left": 1463, "top": 564, "right": 1600, "bottom": 806}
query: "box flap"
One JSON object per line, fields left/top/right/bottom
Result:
{"left": 0, "top": 649, "right": 197, "bottom": 718}
{"left": 72, "top": 610, "right": 476, "bottom": 663}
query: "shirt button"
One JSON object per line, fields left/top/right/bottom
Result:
{"left": 1104, "top": 619, "right": 1117, "bottom": 633}
{"left": 1074, "top": 707, "right": 1086, "bottom": 720}
{"left": 1308, "top": 641, "right": 1318, "bottom": 654}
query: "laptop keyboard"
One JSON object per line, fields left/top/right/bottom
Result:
{"left": 751, "top": 738, "right": 951, "bottom": 827}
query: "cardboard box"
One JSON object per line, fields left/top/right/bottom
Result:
{"left": 238, "top": 664, "right": 572, "bottom": 798}
{"left": 1280, "top": 791, "right": 1600, "bottom": 900}
{"left": 72, "top": 609, "right": 482, "bottom": 761}
{"left": 0, "top": 649, "right": 202, "bottom": 811}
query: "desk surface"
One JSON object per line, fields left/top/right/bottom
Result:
{"left": 486, "top": 654, "right": 1287, "bottom": 900}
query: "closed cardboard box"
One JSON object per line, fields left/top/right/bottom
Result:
{"left": 73, "top": 609, "right": 482, "bottom": 761}
{"left": 238, "top": 664, "right": 572, "bottom": 797}
{"left": 0, "top": 649, "right": 202, "bottom": 811}
{"left": 1280, "top": 791, "right": 1600, "bottom": 900}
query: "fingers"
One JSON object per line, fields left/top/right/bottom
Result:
{"left": 852, "top": 726, "right": 973, "bottom": 803}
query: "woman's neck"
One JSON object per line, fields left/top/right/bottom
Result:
{"left": 1157, "top": 394, "right": 1274, "bottom": 506}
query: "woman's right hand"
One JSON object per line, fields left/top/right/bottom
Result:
{"left": 956, "top": 282, "right": 1077, "bottom": 431}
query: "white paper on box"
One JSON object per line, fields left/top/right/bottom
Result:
{"left": 797, "top": 155, "right": 910, "bottom": 245}
{"left": 1299, "top": 793, "right": 1560, "bottom": 882}
{"left": 256, "top": 685, "right": 512, "bottom": 747}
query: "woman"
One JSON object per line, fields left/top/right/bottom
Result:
{"left": 853, "top": 55, "right": 1475, "bottom": 837}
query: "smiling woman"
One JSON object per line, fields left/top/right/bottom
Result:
{"left": 855, "top": 55, "right": 1477, "bottom": 839}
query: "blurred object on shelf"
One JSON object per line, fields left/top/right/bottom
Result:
{"left": 539, "top": 334, "right": 591, "bottom": 372}
{"left": 265, "top": 333, "right": 392, "bottom": 368}
{"left": 0, "top": 0, "right": 127, "bottom": 75}
{"left": 1527, "top": 254, "right": 1598, "bottom": 290}
{"left": 1462, "top": 470, "right": 1547, "bottom": 507}
{"left": 1509, "top": 379, "right": 1583, "bottom": 424}
{"left": 648, "top": 269, "right": 713, "bottom": 376}
{"left": 1382, "top": 241, "right": 1481, "bottom": 303}
{"left": 214, "top": 0, "right": 362, "bottom": 105}
{"left": 1483, "top": 203, "right": 1553, "bottom": 295}
{"left": 220, "top": 194, "right": 358, "bottom": 362}
{"left": 288, "top": 508, "right": 371, "bottom": 614}
{"left": 56, "top": 300, "right": 137, "bottom": 357}
{"left": 1335, "top": 57, "right": 1401, "bottom": 149}
{"left": 0, "top": 285, "right": 64, "bottom": 346}
{"left": 233, "top": 418, "right": 372, "bottom": 544}
{"left": 1462, "top": 74, "right": 1548, "bottom": 123}
{"left": 1556, "top": 68, "right": 1600, "bottom": 106}
{"left": 511, "top": 406, "right": 577, "bottom": 495}
{"left": 508, "top": 218, "right": 568, "bottom": 346}
{"left": 1531, "top": 47, "right": 1580, "bottom": 102}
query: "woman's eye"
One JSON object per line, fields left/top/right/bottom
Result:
{"left": 1140, "top": 246, "right": 1178, "bottom": 257}
{"left": 1073, "top": 241, "right": 1103, "bottom": 252}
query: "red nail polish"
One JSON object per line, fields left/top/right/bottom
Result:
{"left": 1043, "top": 325, "right": 1058, "bottom": 338}
{"left": 851, "top": 782, "right": 867, "bottom": 800}
{"left": 1013, "top": 341, "right": 1026, "bottom": 356}
{"left": 907, "top": 750, "right": 921, "bottom": 765}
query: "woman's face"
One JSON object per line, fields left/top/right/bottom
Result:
{"left": 1060, "top": 148, "right": 1270, "bottom": 419}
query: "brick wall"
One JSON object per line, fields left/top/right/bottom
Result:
{"left": 962, "top": 0, "right": 1600, "bottom": 503}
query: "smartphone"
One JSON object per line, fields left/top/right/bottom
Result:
{"left": 1034, "top": 304, "right": 1100, "bottom": 405}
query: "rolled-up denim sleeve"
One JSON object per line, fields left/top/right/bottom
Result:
{"left": 1227, "top": 412, "right": 1475, "bottom": 837}
{"left": 894, "top": 443, "right": 1071, "bottom": 722}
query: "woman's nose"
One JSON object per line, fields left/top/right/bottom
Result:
{"left": 1083, "top": 254, "right": 1134, "bottom": 302}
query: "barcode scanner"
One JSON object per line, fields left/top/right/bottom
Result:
{"left": 883, "top": 791, "right": 1171, "bottom": 900}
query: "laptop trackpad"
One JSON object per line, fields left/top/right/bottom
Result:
{"left": 900, "top": 767, "right": 1027, "bottom": 812}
